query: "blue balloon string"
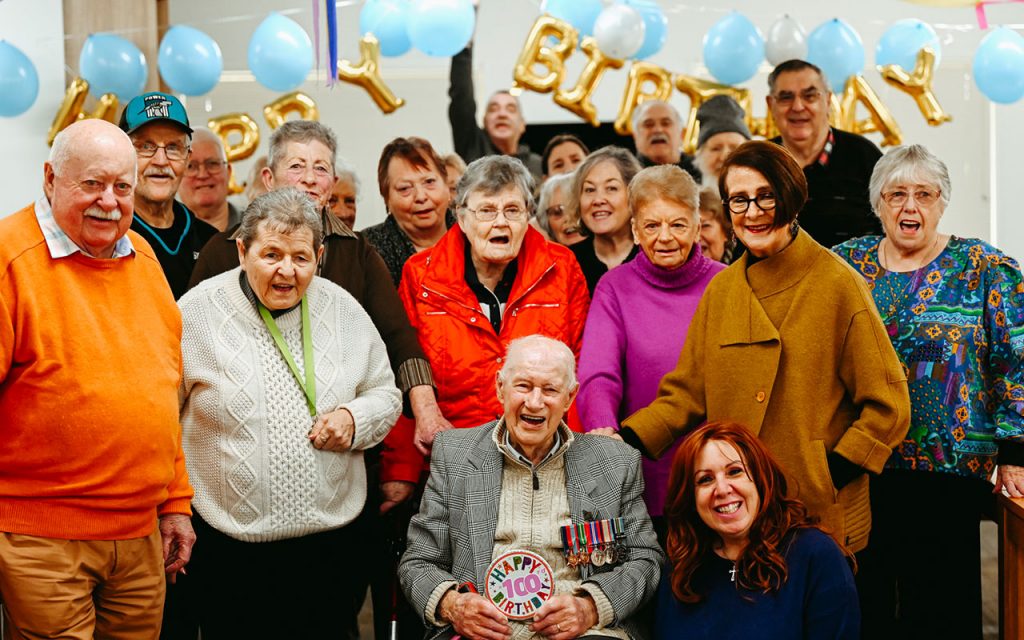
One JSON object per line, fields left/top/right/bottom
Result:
{"left": 326, "top": 0, "right": 338, "bottom": 87}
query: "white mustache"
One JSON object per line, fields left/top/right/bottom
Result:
{"left": 650, "top": 133, "right": 670, "bottom": 144}
{"left": 84, "top": 205, "right": 122, "bottom": 221}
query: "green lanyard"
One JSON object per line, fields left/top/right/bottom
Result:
{"left": 257, "top": 297, "right": 317, "bottom": 417}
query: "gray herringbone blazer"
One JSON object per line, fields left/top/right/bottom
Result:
{"left": 399, "top": 421, "right": 664, "bottom": 639}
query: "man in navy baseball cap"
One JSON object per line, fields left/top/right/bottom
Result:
{"left": 119, "top": 91, "right": 214, "bottom": 299}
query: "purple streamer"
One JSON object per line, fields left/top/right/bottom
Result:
{"left": 326, "top": 0, "right": 338, "bottom": 87}
{"left": 312, "top": 0, "right": 322, "bottom": 82}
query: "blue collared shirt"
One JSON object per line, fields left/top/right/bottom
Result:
{"left": 34, "top": 196, "right": 135, "bottom": 259}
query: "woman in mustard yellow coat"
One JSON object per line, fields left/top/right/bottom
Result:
{"left": 619, "top": 141, "right": 911, "bottom": 554}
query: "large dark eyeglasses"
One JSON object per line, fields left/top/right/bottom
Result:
{"left": 185, "top": 159, "right": 227, "bottom": 176}
{"left": 725, "top": 193, "right": 777, "bottom": 214}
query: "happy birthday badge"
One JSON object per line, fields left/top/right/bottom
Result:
{"left": 485, "top": 549, "right": 555, "bottom": 620}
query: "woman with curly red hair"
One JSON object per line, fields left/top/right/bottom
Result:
{"left": 656, "top": 421, "right": 860, "bottom": 639}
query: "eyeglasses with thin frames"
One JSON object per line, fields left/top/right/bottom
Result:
{"left": 770, "top": 88, "right": 824, "bottom": 108}
{"left": 135, "top": 141, "right": 189, "bottom": 162}
{"left": 462, "top": 204, "right": 529, "bottom": 222}
{"left": 725, "top": 193, "right": 777, "bottom": 214}
{"left": 881, "top": 189, "right": 941, "bottom": 208}
{"left": 185, "top": 159, "right": 227, "bottom": 176}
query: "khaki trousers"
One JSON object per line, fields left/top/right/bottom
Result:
{"left": 0, "top": 528, "right": 164, "bottom": 640}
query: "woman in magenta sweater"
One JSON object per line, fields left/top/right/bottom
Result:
{"left": 578, "top": 164, "right": 724, "bottom": 538}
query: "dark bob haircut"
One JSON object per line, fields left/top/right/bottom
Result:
{"left": 717, "top": 140, "right": 807, "bottom": 230}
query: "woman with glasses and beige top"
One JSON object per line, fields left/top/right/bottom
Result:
{"left": 617, "top": 140, "right": 911, "bottom": 560}
{"left": 380, "top": 155, "right": 590, "bottom": 491}
{"left": 833, "top": 144, "right": 1024, "bottom": 639}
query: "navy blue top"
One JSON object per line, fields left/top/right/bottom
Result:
{"left": 655, "top": 529, "right": 860, "bottom": 640}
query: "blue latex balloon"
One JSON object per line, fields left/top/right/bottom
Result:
{"left": 973, "top": 27, "right": 1024, "bottom": 105}
{"left": 626, "top": 0, "right": 668, "bottom": 60}
{"left": 876, "top": 19, "right": 941, "bottom": 71}
{"left": 807, "top": 19, "right": 865, "bottom": 93}
{"left": 0, "top": 41, "right": 39, "bottom": 117}
{"left": 79, "top": 34, "right": 147, "bottom": 101}
{"left": 702, "top": 12, "right": 764, "bottom": 85}
{"left": 360, "top": 0, "right": 412, "bottom": 57}
{"left": 248, "top": 12, "right": 313, "bottom": 92}
{"left": 408, "top": 0, "right": 475, "bottom": 58}
{"left": 158, "top": 26, "right": 223, "bottom": 96}
{"left": 541, "top": 0, "right": 603, "bottom": 38}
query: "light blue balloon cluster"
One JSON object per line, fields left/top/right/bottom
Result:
{"left": 703, "top": 12, "right": 765, "bottom": 86}
{"left": 807, "top": 19, "right": 864, "bottom": 93}
{"left": 360, "top": 0, "right": 412, "bottom": 57}
{"left": 0, "top": 40, "right": 39, "bottom": 117}
{"left": 406, "top": 0, "right": 476, "bottom": 57}
{"left": 542, "top": 0, "right": 603, "bottom": 39}
{"left": 973, "top": 27, "right": 1024, "bottom": 104}
{"left": 79, "top": 34, "right": 148, "bottom": 101}
{"left": 625, "top": 0, "right": 668, "bottom": 60}
{"left": 248, "top": 12, "right": 313, "bottom": 92}
{"left": 158, "top": 25, "right": 223, "bottom": 96}
{"left": 876, "top": 19, "right": 941, "bottom": 72}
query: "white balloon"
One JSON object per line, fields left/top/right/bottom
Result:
{"left": 765, "top": 14, "right": 808, "bottom": 66}
{"left": 594, "top": 4, "right": 646, "bottom": 60}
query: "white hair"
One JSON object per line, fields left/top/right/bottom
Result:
{"left": 631, "top": 99, "right": 682, "bottom": 132}
{"left": 498, "top": 335, "right": 578, "bottom": 391}
{"left": 189, "top": 127, "right": 228, "bottom": 162}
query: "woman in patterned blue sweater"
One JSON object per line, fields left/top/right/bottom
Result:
{"left": 833, "top": 144, "right": 1024, "bottom": 640}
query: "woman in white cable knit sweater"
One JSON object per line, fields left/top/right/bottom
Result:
{"left": 176, "top": 187, "right": 401, "bottom": 639}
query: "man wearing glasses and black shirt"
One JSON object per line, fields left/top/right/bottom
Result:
{"left": 178, "top": 127, "right": 241, "bottom": 233}
{"left": 767, "top": 60, "right": 883, "bottom": 249}
{"left": 120, "top": 92, "right": 217, "bottom": 299}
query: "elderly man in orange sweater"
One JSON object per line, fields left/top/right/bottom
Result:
{"left": 0, "top": 119, "right": 195, "bottom": 639}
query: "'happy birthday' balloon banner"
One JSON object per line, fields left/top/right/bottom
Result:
{"left": 513, "top": 15, "right": 953, "bottom": 152}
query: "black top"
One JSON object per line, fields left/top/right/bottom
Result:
{"left": 771, "top": 128, "right": 882, "bottom": 249}
{"left": 570, "top": 235, "right": 640, "bottom": 296}
{"left": 363, "top": 210, "right": 458, "bottom": 286}
{"left": 463, "top": 239, "right": 518, "bottom": 334}
{"left": 131, "top": 200, "right": 217, "bottom": 299}
{"left": 449, "top": 47, "right": 543, "bottom": 181}
{"left": 638, "top": 152, "right": 702, "bottom": 184}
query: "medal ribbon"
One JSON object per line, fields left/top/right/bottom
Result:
{"left": 257, "top": 297, "right": 317, "bottom": 417}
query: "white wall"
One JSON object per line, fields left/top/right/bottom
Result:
{"left": 2, "top": 0, "right": 1022, "bottom": 262}
{"left": 0, "top": 0, "right": 65, "bottom": 216}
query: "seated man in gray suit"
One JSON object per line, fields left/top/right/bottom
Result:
{"left": 399, "top": 335, "right": 663, "bottom": 640}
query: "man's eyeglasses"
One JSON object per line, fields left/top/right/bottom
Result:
{"left": 462, "top": 205, "right": 529, "bottom": 222}
{"left": 134, "top": 141, "right": 189, "bottom": 161}
{"left": 185, "top": 160, "right": 227, "bottom": 176}
{"left": 881, "top": 189, "right": 941, "bottom": 208}
{"left": 725, "top": 193, "right": 777, "bottom": 214}
{"left": 771, "top": 89, "right": 823, "bottom": 108}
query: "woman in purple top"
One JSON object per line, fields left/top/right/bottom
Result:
{"left": 579, "top": 164, "right": 724, "bottom": 539}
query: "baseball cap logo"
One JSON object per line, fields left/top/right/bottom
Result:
{"left": 142, "top": 96, "right": 174, "bottom": 119}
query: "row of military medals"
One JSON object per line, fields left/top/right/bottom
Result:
{"left": 560, "top": 517, "right": 626, "bottom": 568}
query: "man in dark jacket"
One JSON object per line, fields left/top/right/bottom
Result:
{"left": 449, "top": 44, "right": 543, "bottom": 181}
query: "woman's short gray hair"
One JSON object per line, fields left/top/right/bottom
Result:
{"left": 869, "top": 144, "right": 951, "bottom": 215}
{"left": 238, "top": 187, "right": 324, "bottom": 254}
{"left": 456, "top": 155, "right": 536, "bottom": 212}
{"left": 535, "top": 173, "right": 574, "bottom": 236}
{"left": 335, "top": 156, "right": 360, "bottom": 196}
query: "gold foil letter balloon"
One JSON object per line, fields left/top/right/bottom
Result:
{"left": 47, "top": 78, "right": 119, "bottom": 146}
{"left": 553, "top": 37, "right": 624, "bottom": 126}
{"left": 839, "top": 74, "right": 902, "bottom": 147}
{"left": 263, "top": 91, "right": 319, "bottom": 129}
{"left": 208, "top": 112, "right": 260, "bottom": 194}
{"left": 614, "top": 62, "right": 674, "bottom": 135}
{"left": 512, "top": 15, "right": 578, "bottom": 94}
{"left": 880, "top": 47, "right": 951, "bottom": 127}
{"left": 337, "top": 34, "right": 405, "bottom": 114}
